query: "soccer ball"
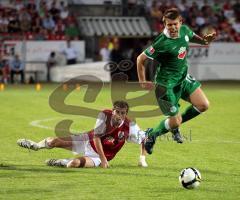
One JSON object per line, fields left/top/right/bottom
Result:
{"left": 179, "top": 167, "right": 201, "bottom": 189}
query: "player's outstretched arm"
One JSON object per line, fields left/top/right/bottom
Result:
{"left": 137, "top": 53, "right": 154, "bottom": 90}
{"left": 127, "top": 122, "right": 148, "bottom": 167}
{"left": 191, "top": 32, "right": 216, "bottom": 45}
{"left": 139, "top": 143, "right": 148, "bottom": 167}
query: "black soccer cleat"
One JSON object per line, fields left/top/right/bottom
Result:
{"left": 171, "top": 128, "right": 183, "bottom": 143}
{"left": 144, "top": 128, "right": 156, "bottom": 155}
{"left": 17, "top": 139, "right": 39, "bottom": 151}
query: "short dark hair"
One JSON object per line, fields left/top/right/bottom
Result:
{"left": 163, "top": 8, "right": 181, "bottom": 23}
{"left": 113, "top": 101, "right": 129, "bottom": 113}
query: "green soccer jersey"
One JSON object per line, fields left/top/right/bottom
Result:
{"left": 144, "top": 25, "right": 194, "bottom": 88}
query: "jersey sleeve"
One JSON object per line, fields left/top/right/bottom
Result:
{"left": 183, "top": 25, "right": 195, "bottom": 40}
{"left": 93, "top": 112, "right": 107, "bottom": 136}
{"left": 144, "top": 43, "right": 159, "bottom": 60}
{"left": 127, "top": 122, "right": 146, "bottom": 144}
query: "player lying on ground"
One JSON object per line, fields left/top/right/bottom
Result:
{"left": 137, "top": 8, "right": 216, "bottom": 154}
{"left": 17, "top": 101, "right": 148, "bottom": 168}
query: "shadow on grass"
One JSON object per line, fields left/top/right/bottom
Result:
{"left": 1, "top": 188, "right": 53, "bottom": 195}
{"left": 0, "top": 163, "right": 170, "bottom": 178}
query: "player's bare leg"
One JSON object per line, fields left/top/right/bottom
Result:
{"left": 46, "top": 137, "right": 73, "bottom": 150}
{"left": 181, "top": 87, "right": 209, "bottom": 124}
{"left": 169, "top": 87, "right": 209, "bottom": 143}
{"left": 66, "top": 157, "right": 95, "bottom": 168}
{"left": 188, "top": 87, "right": 209, "bottom": 112}
{"left": 168, "top": 114, "right": 184, "bottom": 143}
{"left": 17, "top": 136, "right": 73, "bottom": 151}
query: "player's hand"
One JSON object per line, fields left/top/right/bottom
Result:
{"left": 100, "top": 160, "right": 109, "bottom": 168}
{"left": 140, "top": 81, "right": 154, "bottom": 90}
{"left": 203, "top": 32, "right": 216, "bottom": 45}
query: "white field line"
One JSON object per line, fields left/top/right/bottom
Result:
{"left": 29, "top": 117, "right": 59, "bottom": 130}
{"left": 29, "top": 117, "right": 80, "bottom": 133}
{"left": 30, "top": 118, "right": 240, "bottom": 144}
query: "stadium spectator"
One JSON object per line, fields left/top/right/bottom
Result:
{"left": 59, "top": 1, "right": 66, "bottom": 12}
{"left": 232, "top": 18, "right": 240, "bottom": 33}
{"left": 137, "top": 8, "right": 216, "bottom": 154}
{"left": 46, "top": 51, "right": 57, "bottom": 82}
{"left": 8, "top": 14, "right": 21, "bottom": 33}
{"left": 212, "top": 0, "right": 222, "bottom": 14}
{"left": 19, "top": 9, "right": 32, "bottom": 32}
{"left": 110, "top": 39, "right": 125, "bottom": 80}
{"left": 60, "top": 5, "right": 69, "bottom": 20}
{"left": 233, "top": 0, "right": 240, "bottom": 19}
{"left": 54, "top": 19, "right": 66, "bottom": 36}
{"left": 32, "top": 16, "right": 42, "bottom": 33}
{"left": 38, "top": 0, "right": 48, "bottom": 18}
{"left": 9, "top": 54, "right": 25, "bottom": 84}
{"left": 177, "top": 0, "right": 189, "bottom": 19}
{"left": 0, "top": 56, "right": 9, "bottom": 84}
{"left": 149, "top": 0, "right": 163, "bottom": 33}
{"left": 61, "top": 40, "right": 78, "bottom": 65}
{"left": 49, "top": 1, "right": 60, "bottom": 22}
{"left": 99, "top": 42, "right": 110, "bottom": 61}
{"left": 64, "top": 22, "right": 79, "bottom": 39}
{"left": 42, "top": 14, "right": 55, "bottom": 31}
{"left": 0, "top": 12, "right": 9, "bottom": 33}
{"left": 195, "top": 10, "right": 206, "bottom": 27}
{"left": 17, "top": 101, "right": 148, "bottom": 168}
{"left": 34, "top": 27, "right": 47, "bottom": 40}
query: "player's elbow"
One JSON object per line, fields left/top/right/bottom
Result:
{"left": 201, "top": 100, "right": 210, "bottom": 112}
{"left": 196, "top": 100, "right": 210, "bottom": 112}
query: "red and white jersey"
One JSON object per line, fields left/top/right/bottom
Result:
{"left": 88, "top": 110, "right": 145, "bottom": 161}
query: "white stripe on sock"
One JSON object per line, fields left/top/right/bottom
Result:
{"left": 164, "top": 118, "right": 170, "bottom": 130}
{"left": 193, "top": 106, "right": 202, "bottom": 113}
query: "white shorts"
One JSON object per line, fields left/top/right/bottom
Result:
{"left": 71, "top": 134, "right": 101, "bottom": 167}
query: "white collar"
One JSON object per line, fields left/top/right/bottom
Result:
{"left": 163, "top": 28, "right": 171, "bottom": 38}
{"left": 163, "top": 28, "right": 179, "bottom": 39}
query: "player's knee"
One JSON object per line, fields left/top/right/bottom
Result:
{"left": 169, "top": 115, "right": 182, "bottom": 128}
{"left": 175, "top": 117, "right": 182, "bottom": 127}
{"left": 67, "top": 159, "right": 80, "bottom": 168}
{"left": 67, "top": 158, "right": 86, "bottom": 168}
{"left": 47, "top": 137, "right": 60, "bottom": 148}
{"left": 46, "top": 137, "right": 55, "bottom": 148}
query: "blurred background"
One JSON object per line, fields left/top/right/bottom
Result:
{"left": 0, "top": 0, "right": 239, "bottom": 84}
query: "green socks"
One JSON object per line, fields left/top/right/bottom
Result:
{"left": 149, "top": 106, "right": 201, "bottom": 138}
{"left": 182, "top": 105, "right": 201, "bottom": 123}
{"left": 149, "top": 119, "right": 169, "bottom": 137}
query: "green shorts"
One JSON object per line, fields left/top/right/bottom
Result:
{"left": 155, "top": 74, "right": 201, "bottom": 116}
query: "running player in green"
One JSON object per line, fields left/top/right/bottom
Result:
{"left": 137, "top": 8, "right": 216, "bottom": 154}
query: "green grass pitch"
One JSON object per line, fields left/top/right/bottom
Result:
{"left": 0, "top": 82, "right": 239, "bottom": 200}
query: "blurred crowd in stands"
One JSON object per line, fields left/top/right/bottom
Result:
{"left": 147, "top": 0, "right": 240, "bottom": 42}
{"left": 0, "top": 0, "right": 239, "bottom": 41}
{"left": 0, "top": 0, "right": 80, "bottom": 40}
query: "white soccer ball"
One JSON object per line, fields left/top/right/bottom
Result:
{"left": 179, "top": 167, "right": 201, "bottom": 189}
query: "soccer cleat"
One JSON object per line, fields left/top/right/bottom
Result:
{"left": 171, "top": 128, "right": 183, "bottom": 143}
{"left": 45, "top": 159, "right": 66, "bottom": 167}
{"left": 17, "top": 139, "right": 39, "bottom": 151}
{"left": 144, "top": 128, "right": 156, "bottom": 155}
